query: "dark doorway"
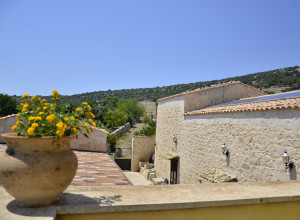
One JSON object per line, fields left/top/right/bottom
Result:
{"left": 170, "top": 158, "right": 179, "bottom": 184}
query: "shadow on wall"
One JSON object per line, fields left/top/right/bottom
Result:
{"left": 226, "top": 152, "right": 231, "bottom": 167}
{"left": 6, "top": 193, "right": 122, "bottom": 216}
{"left": 290, "top": 165, "right": 297, "bottom": 180}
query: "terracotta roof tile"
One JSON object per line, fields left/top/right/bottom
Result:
{"left": 185, "top": 97, "right": 300, "bottom": 116}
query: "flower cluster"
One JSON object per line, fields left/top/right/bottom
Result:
{"left": 12, "top": 90, "right": 96, "bottom": 138}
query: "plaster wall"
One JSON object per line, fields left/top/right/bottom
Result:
{"left": 180, "top": 110, "right": 300, "bottom": 184}
{"left": 70, "top": 128, "right": 107, "bottom": 152}
{"left": 0, "top": 115, "right": 17, "bottom": 143}
{"left": 131, "top": 136, "right": 155, "bottom": 172}
{"left": 57, "top": 201, "right": 300, "bottom": 220}
{"left": 154, "top": 97, "right": 185, "bottom": 181}
{"left": 184, "top": 83, "right": 264, "bottom": 112}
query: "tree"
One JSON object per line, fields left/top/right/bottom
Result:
{"left": 117, "top": 99, "right": 145, "bottom": 125}
{"left": 0, "top": 94, "right": 18, "bottom": 117}
{"left": 104, "top": 109, "right": 128, "bottom": 129}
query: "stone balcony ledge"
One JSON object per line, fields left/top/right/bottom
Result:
{"left": 2, "top": 181, "right": 300, "bottom": 219}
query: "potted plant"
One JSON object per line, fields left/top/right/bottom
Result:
{"left": 139, "top": 160, "right": 146, "bottom": 169}
{"left": 0, "top": 90, "right": 96, "bottom": 207}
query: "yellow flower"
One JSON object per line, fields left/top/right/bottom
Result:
{"left": 56, "top": 122, "right": 65, "bottom": 130}
{"left": 37, "top": 107, "right": 41, "bottom": 111}
{"left": 12, "top": 125, "right": 18, "bottom": 131}
{"left": 92, "top": 122, "right": 96, "bottom": 127}
{"left": 90, "top": 113, "right": 95, "bottom": 119}
{"left": 64, "top": 117, "right": 69, "bottom": 122}
{"left": 31, "top": 96, "right": 37, "bottom": 100}
{"left": 70, "top": 117, "right": 75, "bottom": 120}
{"left": 35, "top": 116, "right": 42, "bottom": 121}
{"left": 87, "top": 105, "right": 92, "bottom": 111}
{"left": 22, "top": 94, "right": 29, "bottom": 99}
{"left": 56, "top": 129, "right": 64, "bottom": 137}
{"left": 44, "top": 103, "right": 50, "bottom": 106}
{"left": 73, "top": 127, "right": 77, "bottom": 134}
{"left": 50, "top": 107, "right": 54, "bottom": 111}
{"left": 27, "top": 127, "right": 35, "bottom": 136}
{"left": 43, "top": 106, "right": 48, "bottom": 110}
{"left": 89, "top": 119, "right": 93, "bottom": 123}
{"left": 87, "top": 129, "right": 92, "bottom": 134}
{"left": 16, "top": 120, "right": 22, "bottom": 125}
{"left": 31, "top": 123, "right": 39, "bottom": 128}
{"left": 75, "top": 108, "right": 82, "bottom": 112}
{"left": 39, "top": 112, "right": 44, "bottom": 115}
{"left": 52, "top": 90, "right": 58, "bottom": 96}
{"left": 22, "top": 103, "right": 29, "bottom": 112}
{"left": 38, "top": 97, "right": 41, "bottom": 101}
{"left": 16, "top": 114, "right": 21, "bottom": 119}
{"left": 83, "top": 124, "right": 88, "bottom": 128}
{"left": 82, "top": 102, "right": 88, "bottom": 105}
{"left": 46, "top": 115, "right": 55, "bottom": 123}
{"left": 42, "top": 99, "right": 47, "bottom": 102}
{"left": 29, "top": 116, "right": 35, "bottom": 121}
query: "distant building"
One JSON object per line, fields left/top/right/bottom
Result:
{"left": 155, "top": 82, "right": 300, "bottom": 184}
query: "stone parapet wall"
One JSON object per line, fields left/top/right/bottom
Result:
{"left": 0, "top": 115, "right": 17, "bottom": 143}
{"left": 111, "top": 123, "right": 131, "bottom": 137}
{"left": 131, "top": 136, "right": 155, "bottom": 172}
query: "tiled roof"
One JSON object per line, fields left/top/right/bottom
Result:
{"left": 185, "top": 97, "right": 300, "bottom": 115}
{"left": 157, "top": 82, "right": 265, "bottom": 102}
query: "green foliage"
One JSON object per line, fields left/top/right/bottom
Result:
{"left": 104, "top": 109, "right": 128, "bottom": 129}
{"left": 134, "top": 115, "right": 156, "bottom": 137}
{"left": 0, "top": 94, "right": 18, "bottom": 117}
{"left": 101, "top": 97, "right": 119, "bottom": 108}
{"left": 35, "top": 66, "right": 299, "bottom": 104}
{"left": 263, "top": 90, "right": 275, "bottom": 94}
{"left": 107, "top": 134, "right": 118, "bottom": 148}
{"left": 117, "top": 99, "right": 145, "bottom": 125}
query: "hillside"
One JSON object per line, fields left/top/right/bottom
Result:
{"left": 20, "top": 66, "right": 296, "bottom": 105}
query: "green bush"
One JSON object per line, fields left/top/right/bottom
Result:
{"left": 107, "top": 134, "right": 118, "bottom": 151}
{"left": 0, "top": 94, "right": 18, "bottom": 117}
{"left": 134, "top": 116, "right": 156, "bottom": 137}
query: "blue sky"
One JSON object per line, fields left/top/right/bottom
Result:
{"left": 0, "top": 0, "right": 299, "bottom": 96}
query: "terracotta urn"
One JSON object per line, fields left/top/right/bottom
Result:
{"left": 0, "top": 133, "right": 78, "bottom": 207}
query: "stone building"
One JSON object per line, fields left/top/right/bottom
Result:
{"left": 154, "top": 82, "right": 300, "bottom": 184}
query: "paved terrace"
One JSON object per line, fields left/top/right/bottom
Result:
{"left": 0, "top": 144, "right": 131, "bottom": 187}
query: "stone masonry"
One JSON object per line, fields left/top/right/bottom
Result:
{"left": 131, "top": 136, "right": 155, "bottom": 172}
{"left": 154, "top": 82, "right": 300, "bottom": 184}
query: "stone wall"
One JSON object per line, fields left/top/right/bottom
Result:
{"left": 0, "top": 115, "right": 17, "bottom": 143}
{"left": 154, "top": 96, "right": 185, "bottom": 181}
{"left": 155, "top": 83, "right": 299, "bottom": 184}
{"left": 70, "top": 127, "right": 108, "bottom": 152}
{"left": 131, "top": 136, "right": 155, "bottom": 172}
{"left": 111, "top": 123, "right": 131, "bottom": 137}
{"left": 180, "top": 110, "right": 300, "bottom": 184}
